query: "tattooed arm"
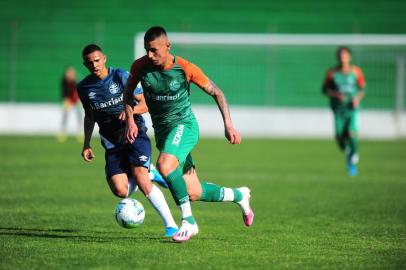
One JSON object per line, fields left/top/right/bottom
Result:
{"left": 201, "top": 80, "right": 241, "bottom": 144}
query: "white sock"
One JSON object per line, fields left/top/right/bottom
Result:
{"left": 352, "top": 153, "right": 359, "bottom": 164}
{"left": 127, "top": 177, "right": 138, "bottom": 197}
{"left": 179, "top": 201, "right": 193, "bottom": 219}
{"left": 146, "top": 185, "right": 178, "bottom": 228}
{"left": 222, "top": 187, "right": 234, "bottom": 202}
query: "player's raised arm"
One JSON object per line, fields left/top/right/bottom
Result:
{"left": 201, "top": 80, "right": 241, "bottom": 145}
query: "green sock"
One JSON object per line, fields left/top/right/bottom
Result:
{"left": 165, "top": 169, "right": 189, "bottom": 205}
{"left": 200, "top": 182, "right": 243, "bottom": 203}
{"left": 183, "top": 215, "right": 196, "bottom": 224}
{"left": 200, "top": 182, "right": 224, "bottom": 202}
{"left": 232, "top": 188, "right": 243, "bottom": 203}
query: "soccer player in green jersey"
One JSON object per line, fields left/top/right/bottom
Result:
{"left": 124, "top": 26, "right": 254, "bottom": 242}
{"left": 323, "top": 46, "right": 366, "bottom": 176}
{"left": 78, "top": 44, "right": 178, "bottom": 237}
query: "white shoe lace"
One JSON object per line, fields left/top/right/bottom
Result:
{"left": 173, "top": 221, "right": 198, "bottom": 241}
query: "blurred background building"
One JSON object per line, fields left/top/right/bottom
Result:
{"left": 0, "top": 0, "right": 405, "bottom": 138}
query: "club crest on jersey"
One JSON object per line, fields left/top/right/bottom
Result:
{"left": 109, "top": 82, "right": 120, "bottom": 94}
{"left": 346, "top": 77, "right": 355, "bottom": 84}
{"left": 169, "top": 80, "right": 180, "bottom": 91}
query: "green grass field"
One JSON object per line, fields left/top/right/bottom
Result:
{"left": 0, "top": 136, "right": 405, "bottom": 269}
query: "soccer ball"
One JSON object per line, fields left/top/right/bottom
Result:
{"left": 115, "top": 198, "right": 145, "bottom": 228}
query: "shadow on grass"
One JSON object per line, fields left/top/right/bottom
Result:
{"left": 0, "top": 227, "right": 167, "bottom": 243}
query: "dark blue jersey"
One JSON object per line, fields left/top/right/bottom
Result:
{"left": 77, "top": 67, "right": 145, "bottom": 149}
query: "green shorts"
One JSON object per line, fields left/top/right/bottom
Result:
{"left": 155, "top": 118, "right": 199, "bottom": 173}
{"left": 333, "top": 109, "right": 360, "bottom": 137}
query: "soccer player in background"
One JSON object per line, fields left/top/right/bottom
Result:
{"left": 322, "top": 46, "right": 366, "bottom": 176}
{"left": 58, "top": 65, "right": 82, "bottom": 142}
{"left": 77, "top": 44, "right": 178, "bottom": 237}
{"left": 124, "top": 26, "right": 254, "bottom": 242}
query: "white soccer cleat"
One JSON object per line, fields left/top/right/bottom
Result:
{"left": 172, "top": 220, "right": 199, "bottom": 242}
{"left": 237, "top": 187, "right": 254, "bottom": 227}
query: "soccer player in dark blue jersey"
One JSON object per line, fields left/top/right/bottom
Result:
{"left": 77, "top": 44, "right": 178, "bottom": 237}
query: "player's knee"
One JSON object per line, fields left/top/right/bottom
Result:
{"left": 156, "top": 161, "right": 173, "bottom": 177}
{"left": 133, "top": 166, "right": 148, "bottom": 174}
{"left": 113, "top": 189, "right": 128, "bottom": 198}
{"left": 189, "top": 193, "right": 200, "bottom": 202}
{"left": 110, "top": 183, "right": 128, "bottom": 198}
{"left": 187, "top": 184, "right": 202, "bottom": 201}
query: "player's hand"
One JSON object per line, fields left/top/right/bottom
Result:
{"left": 82, "top": 147, "right": 95, "bottom": 162}
{"left": 63, "top": 98, "right": 72, "bottom": 109}
{"left": 352, "top": 97, "right": 360, "bottom": 108}
{"left": 126, "top": 119, "right": 138, "bottom": 144}
{"left": 118, "top": 111, "right": 126, "bottom": 122}
{"left": 336, "top": 93, "right": 345, "bottom": 101}
{"left": 225, "top": 126, "right": 241, "bottom": 145}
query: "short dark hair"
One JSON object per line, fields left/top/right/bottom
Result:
{"left": 82, "top": 44, "right": 102, "bottom": 58}
{"left": 336, "top": 46, "right": 351, "bottom": 57}
{"left": 144, "top": 26, "right": 167, "bottom": 42}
